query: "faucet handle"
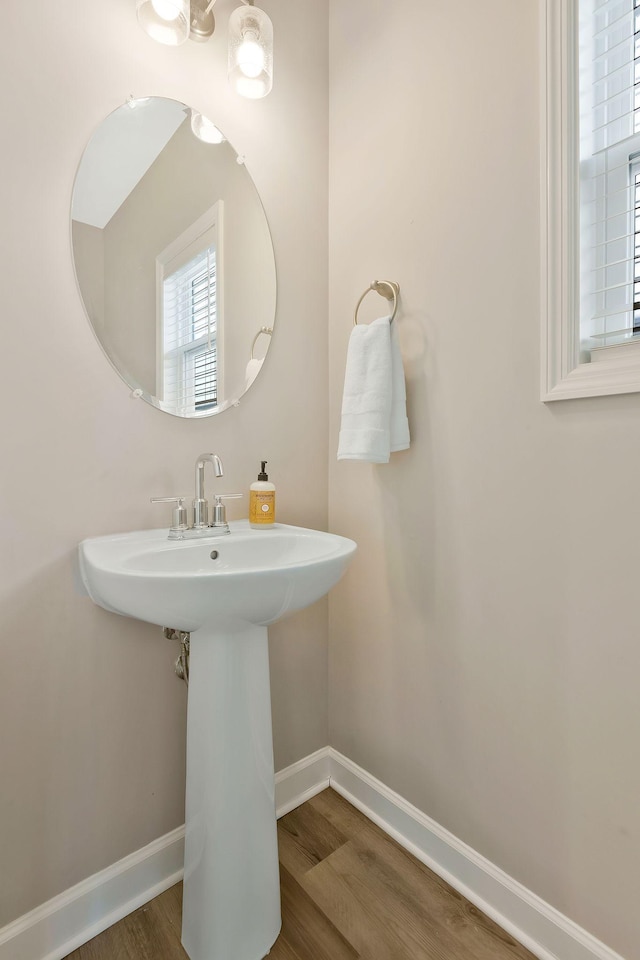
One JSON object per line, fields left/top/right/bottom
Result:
{"left": 211, "top": 493, "right": 243, "bottom": 530}
{"left": 151, "top": 497, "right": 189, "bottom": 537}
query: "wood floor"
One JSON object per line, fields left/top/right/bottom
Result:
{"left": 66, "top": 788, "right": 536, "bottom": 960}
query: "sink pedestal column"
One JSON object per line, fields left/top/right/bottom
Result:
{"left": 181, "top": 623, "right": 281, "bottom": 960}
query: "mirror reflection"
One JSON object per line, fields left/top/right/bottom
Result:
{"left": 71, "top": 97, "right": 276, "bottom": 417}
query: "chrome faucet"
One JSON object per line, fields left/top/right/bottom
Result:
{"left": 151, "top": 453, "right": 242, "bottom": 539}
{"left": 193, "top": 453, "right": 224, "bottom": 528}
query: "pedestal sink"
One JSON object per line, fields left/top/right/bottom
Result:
{"left": 78, "top": 521, "right": 356, "bottom": 960}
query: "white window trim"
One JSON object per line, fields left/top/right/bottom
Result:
{"left": 541, "top": 0, "right": 640, "bottom": 400}
{"left": 155, "top": 201, "right": 225, "bottom": 413}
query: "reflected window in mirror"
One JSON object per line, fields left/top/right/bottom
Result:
{"left": 157, "top": 202, "right": 223, "bottom": 416}
{"left": 162, "top": 244, "right": 218, "bottom": 413}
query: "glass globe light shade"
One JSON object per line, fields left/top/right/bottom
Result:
{"left": 136, "top": 0, "right": 190, "bottom": 45}
{"left": 228, "top": 4, "right": 273, "bottom": 99}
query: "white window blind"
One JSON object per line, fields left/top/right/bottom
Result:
{"left": 161, "top": 243, "right": 218, "bottom": 414}
{"left": 580, "top": 0, "right": 640, "bottom": 346}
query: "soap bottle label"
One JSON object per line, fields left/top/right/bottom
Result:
{"left": 250, "top": 490, "right": 275, "bottom": 524}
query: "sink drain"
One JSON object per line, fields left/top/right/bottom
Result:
{"left": 210, "top": 550, "right": 219, "bottom": 559}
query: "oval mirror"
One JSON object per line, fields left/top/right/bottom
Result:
{"left": 71, "top": 97, "right": 276, "bottom": 417}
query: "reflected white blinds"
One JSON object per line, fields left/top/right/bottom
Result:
{"left": 162, "top": 245, "right": 217, "bottom": 412}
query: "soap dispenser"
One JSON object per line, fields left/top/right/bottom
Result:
{"left": 249, "top": 461, "right": 275, "bottom": 528}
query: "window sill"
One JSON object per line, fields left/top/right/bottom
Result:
{"left": 589, "top": 336, "right": 640, "bottom": 363}
{"left": 543, "top": 345, "right": 640, "bottom": 401}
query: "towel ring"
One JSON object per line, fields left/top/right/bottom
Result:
{"left": 354, "top": 280, "right": 400, "bottom": 326}
{"left": 250, "top": 326, "right": 273, "bottom": 360}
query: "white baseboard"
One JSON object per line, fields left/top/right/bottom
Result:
{"left": 0, "top": 747, "right": 626, "bottom": 960}
{"left": 0, "top": 827, "right": 185, "bottom": 960}
{"left": 275, "top": 746, "right": 331, "bottom": 817}
{"left": 327, "top": 749, "right": 627, "bottom": 960}
{"left": 0, "top": 752, "right": 331, "bottom": 960}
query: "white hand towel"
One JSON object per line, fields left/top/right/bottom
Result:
{"left": 337, "top": 316, "right": 410, "bottom": 463}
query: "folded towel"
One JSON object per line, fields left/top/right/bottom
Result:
{"left": 245, "top": 357, "right": 264, "bottom": 388}
{"left": 337, "top": 315, "right": 410, "bottom": 463}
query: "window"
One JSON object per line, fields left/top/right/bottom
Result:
{"left": 579, "top": 0, "right": 640, "bottom": 348}
{"left": 542, "top": 0, "right": 640, "bottom": 398}
{"left": 156, "top": 202, "right": 224, "bottom": 416}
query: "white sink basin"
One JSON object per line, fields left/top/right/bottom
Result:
{"left": 79, "top": 521, "right": 356, "bottom": 631}
{"left": 78, "top": 520, "right": 356, "bottom": 960}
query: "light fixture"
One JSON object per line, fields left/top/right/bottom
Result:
{"left": 135, "top": 0, "right": 273, "bottom": 99}
{"left": 190, "top": 110, "right": 225, "bottom": 144}
{"left": 136, "top": 0, "right": 191, "bottom": 46}
{"left": 228, "top": 1, "right": 273, "bottom": 100}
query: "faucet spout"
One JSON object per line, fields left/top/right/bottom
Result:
{"left": 195, "top": 453, "right": 224, "bottom": 499}
{"left": 193, "top": 454, "right": 224, "bottom": 527}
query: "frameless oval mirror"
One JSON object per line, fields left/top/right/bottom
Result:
{"left": 71, "top": 97, "right": 276, "bottom": 417}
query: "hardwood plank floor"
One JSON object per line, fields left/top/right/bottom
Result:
{"left": 65, "top": 788, "right": 536, "bottom": 960}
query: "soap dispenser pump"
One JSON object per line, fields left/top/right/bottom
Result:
{"left": 249, "top": 461, "right": 275, "bottom": 528}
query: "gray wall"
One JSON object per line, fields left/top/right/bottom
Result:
{"left": 0, "top": 0, "right": 328, "bottom": 926}
{"left": 328, "top": 2, "right": 640, "bottom": 957}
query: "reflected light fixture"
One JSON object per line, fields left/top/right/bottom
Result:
{"left": 190, "top": 110, "right": 225, "bottom": 144}
{"left": 136, "top": 0, "right": 273, "bottom": 99}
